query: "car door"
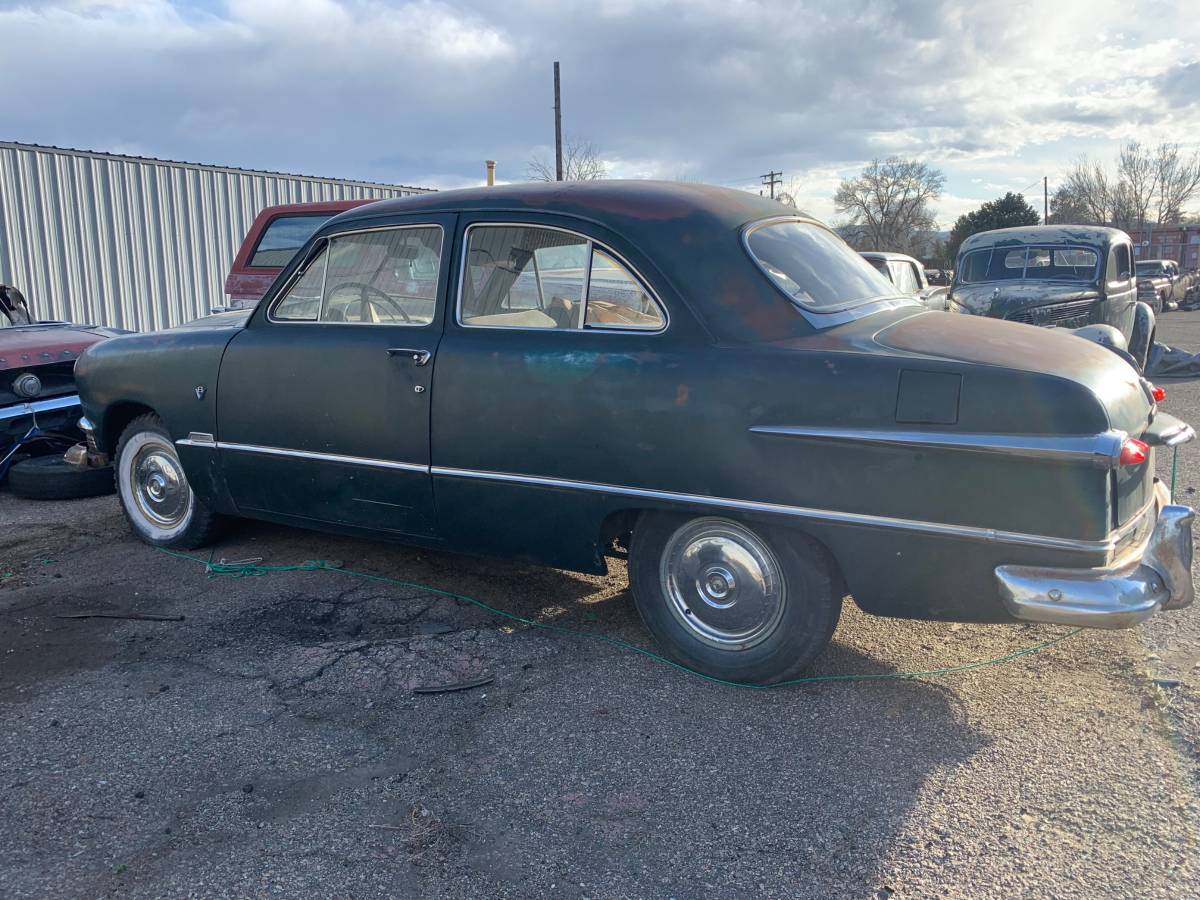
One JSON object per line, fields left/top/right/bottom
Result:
{"left": 428, "top": 216, "right": 682, "bottom": 566}
{"left": 215, "top": 215, "right": 455, "bottom": 537}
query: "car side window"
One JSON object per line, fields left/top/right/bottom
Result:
{"left": 320, "top": 227, "right": 442, "bottom": 325}
{"left": 460, "top": 225, "right": 665, "bottom": 331}
{"left": 272, "top": 246, "right": 328, "bottom": 321}
{"left": 1108, "top": 244, "right": 1132, "bottom": 283}
{"left": 889, "top": 262, "right": 918, "bottom": 294}
{"left": 584, "top": 247, "right": 665, "bottom": 328}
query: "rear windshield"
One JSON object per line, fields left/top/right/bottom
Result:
{"left": 746, "top": 221, "right": 899, "bottom": 312}
{"left": 959, "top": 245, "right": 1098, "bottom": 283}
{"left": 249, "top": 214, "right": 335, "bottom": 268}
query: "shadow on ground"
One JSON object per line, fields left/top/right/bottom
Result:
{"left": 0, "top": 504, "right": 992, "bottom": 897}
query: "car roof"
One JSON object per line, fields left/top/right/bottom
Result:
{"left": 861, "top": 251, "right": 920, "bottom": 264}
{"left": 259, "top": 199, "right": 371, "bottom": 217}
{"left": 332, "top": 180, "right": 803, "bottom": 234}
{"left": 959, "top": 224, "right": 1127, "bottom": 254}
{"left": 315, "top": 181, "right": 831, "bottom": 345}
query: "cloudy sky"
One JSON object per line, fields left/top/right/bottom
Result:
{"left": 2, "top": 0, "right": 1198, "bottom": 226}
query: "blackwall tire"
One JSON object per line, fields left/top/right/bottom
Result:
{"left": 114, "top": 413, "right": 223, "bottom": 549}
{"left": 7, "top": 454, "right": 116, "bottom": 500}
{"left": 629, "top": 513, "right": 841, "bottom": 684}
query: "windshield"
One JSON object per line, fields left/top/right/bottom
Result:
{"left": 0, "top": 285, "right": 33, "bottom": 326}
{"left": 959, "top": 245, "right": 1099, "bottom": 283}
{"left": 1135, "top": 262, "right": 1164, "bottom": 277}
{"left": 863, "top": 256, "right": 891, "bottom": 277}
{"left": 746, "top": 221, "right": 899, "bottom": 312}
{"left": 249, "top": 214, "right": 335, "bottom": 268}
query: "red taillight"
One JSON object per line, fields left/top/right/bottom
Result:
{"left": 1152, "top": 385, "right": 1166, "bottom": 402}
{"left": 1119, "top": 438, "right": 1149, "bottom": 466}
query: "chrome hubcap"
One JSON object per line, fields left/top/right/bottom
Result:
{"left": 130, "top": 442, "right": 190, "bottom": 528}
{"left": 660, "top": 518, "right": 786, "bottom": 649}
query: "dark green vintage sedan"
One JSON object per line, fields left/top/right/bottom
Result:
{"left": 75, "top": 182, "right": 1196, "bottom": 683}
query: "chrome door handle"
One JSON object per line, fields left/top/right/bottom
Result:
{"left": 387, "top": 348, "right": 431, "bottom": 366}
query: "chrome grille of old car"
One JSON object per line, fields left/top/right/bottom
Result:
{"left": 1005, "top": 299, "right": 1095, "bottom": 327}
{"left": 0, "top": 360, "right": 78, "bottom": 407}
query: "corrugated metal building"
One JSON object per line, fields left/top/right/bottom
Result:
{"left": 0, "top": 141, "right": 430, "bottom": 331}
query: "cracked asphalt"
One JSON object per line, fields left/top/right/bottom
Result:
{"left": 2, "top": 317, "right": 1200, "bottom": 898}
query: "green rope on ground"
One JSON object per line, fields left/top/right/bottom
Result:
{"left": 156, "top": 547, "right": 1081, "bottom": 690}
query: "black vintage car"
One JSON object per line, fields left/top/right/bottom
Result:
{"left": 75, "top": 183, "right": 1195, "bottom": 683}
{"left": 948, "top": 225, "right": 1155, "bottom": 369}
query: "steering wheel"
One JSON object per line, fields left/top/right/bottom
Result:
{"left": 332, "top": 282, "right": 411, "bottom": 323}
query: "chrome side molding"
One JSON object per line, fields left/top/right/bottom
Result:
{"left": 430, "top": 465, "right": 1134, "bottom": 555}
{"left": 177, "top": 438, "right": 427, "bottom": 473}
{"left": 177, "top": 439, "right": 1154, "bottom": 557}
{"left": 178, "top": 432, "right": 216, "bottom": 447}
{"left": 750, "top": 425, "right": 1127, "bottom": 469}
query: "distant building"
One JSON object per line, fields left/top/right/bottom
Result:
{"left": 0, "top": 141, "right": 430, "bottom": 331}
{"left": 1128, "top": 223, "right": 1200, "bottom": 269}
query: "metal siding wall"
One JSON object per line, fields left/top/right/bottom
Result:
{"left": 0, "top": 144, "right": 427, "bottom": 331}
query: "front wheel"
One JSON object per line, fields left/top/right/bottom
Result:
{"left": 629, "top": 514, "right": 841, "bottom": 684}
{"left": 115, "top": 413, "right": 223, "bottom": 548}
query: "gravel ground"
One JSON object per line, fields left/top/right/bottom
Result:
{"left": 3, "top": 318, "right": 1200, "bottom": 899}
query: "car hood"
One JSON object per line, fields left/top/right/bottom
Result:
{"left": 950, "top": 282, "right": 1098, "bottom": 317}
{"left": 0, "top": 323, "right": 125, "bottom": 371}
{"left": 874, "top": 310, "right": 1149, "bottom": 434}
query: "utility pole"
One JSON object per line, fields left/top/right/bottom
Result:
{"left": 1043, "top": 176, "right": 1049, "bottom": 225}
{"left": 553, "top": 61, "right": 563, "bottom": 182}
{"left": 761, "top": 171, "right": 782, "bottom": 200}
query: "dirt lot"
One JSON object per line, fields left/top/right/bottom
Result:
{"left": 3, "top": 318, "right": 1199, "bottom": 899}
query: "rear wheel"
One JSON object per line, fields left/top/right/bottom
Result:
{"left": 115, "top": 413, "right": 223, "bottom": 548}
{"left": 629, "top": 513, "right": 841, "bottom": 684}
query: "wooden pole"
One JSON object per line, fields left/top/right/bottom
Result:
{"left": 553, "top": 62, "right": 563, "bottom": 182}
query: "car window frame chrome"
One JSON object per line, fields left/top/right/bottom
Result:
{"left": 265, "top": 222, "right": 445, "bottom": 328}
{"left": 455, "top": 221, "right": 669, "bottom": 335}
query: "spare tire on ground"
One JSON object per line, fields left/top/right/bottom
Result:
{"left": 7, "top": 454, "right": 115, "bottom": 500}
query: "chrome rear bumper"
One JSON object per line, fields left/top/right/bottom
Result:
{"left": 995, "top": 482, "right": 1194, "bottom": 628}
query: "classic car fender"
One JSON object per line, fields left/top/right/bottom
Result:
{"left": 75, "top": 325, "right": 242, "bottom": 514}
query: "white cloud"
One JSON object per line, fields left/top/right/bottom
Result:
{"left": 0, "top": 0, "right": 1197, "bottom": 219}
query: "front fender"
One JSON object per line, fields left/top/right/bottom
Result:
{"left": 75, "top": 326, "right": 239, "bottom": 454}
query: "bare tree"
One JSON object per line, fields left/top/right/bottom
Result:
{"left": 1118, "top": 141, "right": 1157, "bottom": 230}
{"left": 1056, "top": 142, "right": 1200, "bottom": 229}
{"left": 775, "top": 191, "right": 798, "bottom": 209}
{"left": 1152, "top": 143, "right": 1200, "bottom": 224}
{"left": 527, "top": 137, "right": 608, "bottom": 182}
{"left": 1047, "top": 184, "right": 1093, "bottom": 225}
{"left": 833, "top": 157, "right": 945, "bottom": 254}
{"left": 1062, "top": 155, "right": 1121, "bottom": 226}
